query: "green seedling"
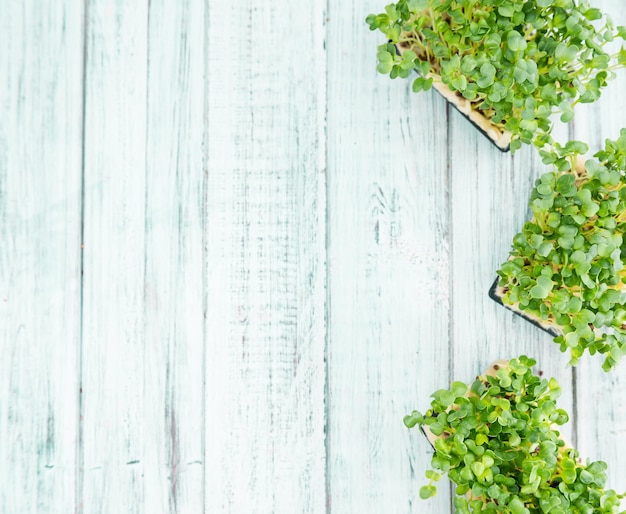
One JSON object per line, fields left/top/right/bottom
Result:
{"left": 497, "top": 130, "right": 626, "bottom": 371}
{"left": 367, "top": 0, "right": 626, "bottom": 151}
{"left": 405, "top": 356, "right": 624, "bottom": 512}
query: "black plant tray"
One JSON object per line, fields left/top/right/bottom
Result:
{"left": 421, "top": 425, "right": 435, "bottom": 450}
{"left": 488, "top": 278, "right": 561, "bottom": 338}
{"left": 425, "top": 76, "right": 512, "bottom": 153}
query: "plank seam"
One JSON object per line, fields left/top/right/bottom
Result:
{"left": 202, "top": 0, "right": 210, "bottom": 511}
{"left": 76, "top": 1, "right": 90, "bottom": 512}
{"left": 143, "top": 1, "right": 152, "bottom": 511}
{"left": 323, "top": 2, "right": 331, "bottom": 512}
{"left": 445, "top": 101, "right": 455, "bottom": 514}
{"left": 446, "top": 100, "right": 454, "bottom": 386}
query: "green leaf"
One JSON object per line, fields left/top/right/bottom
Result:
{"left": 509, "top": 496, "right": 526, "bottom": 514}
{"left": 451, "top": 75, "right": 467, "bottom": 91}
{"left": 579, "top": 469, "right": 594, "bottom": 485}
{"left": 570, "top": 250, "right": 586, "bottom": 265}
{"left": 567, "top": 296, "right": 582, "bottom": 313}
{"left": 537, "top": 241, "right": 552, "bottom": 257}
{"left": 556, "top": 174, "right": 577, "bottom": 196}
{"left": 484, "top": 33, "right": 501, "bottom": 52}
{"left": 435, "top": 389, "right": 456, "bottom": 407}
{"left": 419, "top": 485, "right": 437, "bottom": 499}
{"left": 425, "top": 470, "right": 442, "bottom": 481}
{"left": 498, "top": 5, "right": 514, "bottom": 18}
{"left": 564, "top": 140, "right": 588, "bottom": 155}
{"left": 377, "top": 50, "right": 393, "bottom": 63}
{"left": 540, "top": 83, "right": 558, "bottom": 103}
{"left": 416, "top": 60, "right": 430, "bottom": 76}
{"left": 557, "top": 236, "right": 574, "bottom": 249}
{"left": 377, "top": 61, "right": 393, "bottom": 74}
{"left": 508, "top": 432, "right": 521, "bottom": 447}
{"left": 492, "top": 398, "right": 511, "bottom": 410}
{"left": 584, "top": 8, "right": 602, "bottom": 21}
{"left": 412, "top": 77, "right": 427, "bottom": 92}
{"left": 460, "top": 466, "right": 473, "bottom": 482}
{"left": 476, "top": 434, "right": 488, "bottom": 446}
{"left": 404, "top": 416, "right": 417, "bottom": 428}
{"left": 510, "top": 139, "right": 522, "bottom": 152}
{"left": 384, "top": 4, "right": 398, "bottom": 19}
{"left": 477, "top": 62, "right": 496, "bottom": 88}
{"left": 572, "top": 309, "right": 595, "bottom": 329}
{"left": 472, "top": 461, "right": 485, "bottom": 477}
{"left": 530, "top": 276, "right": 553, "bottom": 299}
{"left": 560, "top": 109, "right": 575, "bottom": 123}
{"left": 564, "top": 331, "right": 579, "bottom": 348}
{"left": 514, "top": 62, "right": 528, "bottom": 83}
{"left": 451, "top": 381, "right": 468, "bottom": 397}
{"left": 582, "top": 201, "right": 599, "bottom": 218}
{"left": 507, "top": 31, "right": 527, "bottom": 52}
{"left": 461, "top": 56, "right": 477, "bottom": 74}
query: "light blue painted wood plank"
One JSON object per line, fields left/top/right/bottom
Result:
{"left": 81, "top": 2, "right": 149, "bottom": 512}
{"left": 327, "top": 2, "right": 451, "bottom": 511}
{"left": 204, "top": 0, "right": 327, "bottom": 512}
{"left": 571, "top": 0, "right": 626, "bottom": 492}
{"left": 0, "top": 2, "right": 84, "bottom": 512}
{"left": 142, "top": 1, "right": 205, "bottom": 512}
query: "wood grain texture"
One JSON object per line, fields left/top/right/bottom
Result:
{"left": 569, "top": 0, "right": 626, "bottom": 491}
{"left": 327, "top": 2, "right": 451, "bottom": 511}
{"left": 81, "top": 2, "right": 148, "bottom": 512}
{"left": 0, "top": 2, "right": 83, "bottom": 512}
{"left": 142, "top": 1, "right": 205, "bottom": 512}
{"left": 203, "top": 0, "right": 327, "bottom": 512}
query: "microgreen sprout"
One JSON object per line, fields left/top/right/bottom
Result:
{"left": 497, "top": 130, "right": 626, "bottom": 371}
{"left": 367, "top": 0, "right": 626, "bottom": 151}
{"left": 405, "top": 356, "right": 625, "bottom": 512}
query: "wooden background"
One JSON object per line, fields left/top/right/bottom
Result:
{"left": 2, "top": 1, "right": 626, "bottom": 512}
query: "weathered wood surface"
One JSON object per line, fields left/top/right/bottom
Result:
{"left": 0, "top": 2, "right": 84, "bottom": 512}
{"left": 204, "top": 0, "right": 327, "bottom": 512}
{"left": 81, "top": 2, "right": 150, "bottom": 512}
{"left": 327, "top": 2, "right": 453, "bottom": 512}
{"left": 143, "top": 1, "right": 205, "bottom": 511}
{"left": 1, "top": 0, "right": 625, "bottom": 512}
